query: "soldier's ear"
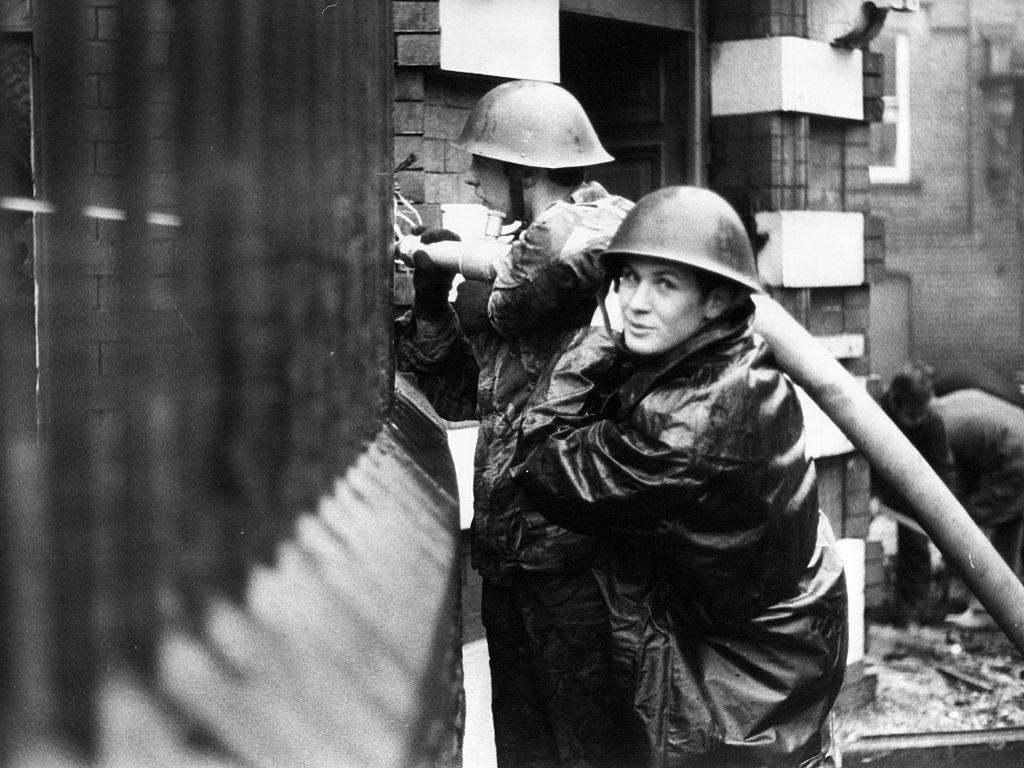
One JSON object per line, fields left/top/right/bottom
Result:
{"left": 519, "top": 166, "right": 542, "bottom": 189}
{"left": 703, "top": 285, "right": 743, "bottom": 320}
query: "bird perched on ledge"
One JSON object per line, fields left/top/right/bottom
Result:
{"left": 832, "top": 2, "right": 890, "bottom": 49}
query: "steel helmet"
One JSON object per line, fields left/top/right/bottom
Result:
{"left": 603, "top": 186, "right": 762, "bottom": 292}
{"left": 454, "top": 80, "right": 613, "bottom": 169}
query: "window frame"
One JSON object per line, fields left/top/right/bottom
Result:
{"left": 870, "top": 32, "right": 912, "bottom": 185}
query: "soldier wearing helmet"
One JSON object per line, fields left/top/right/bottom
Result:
{"left": 394, "top": 80, "right": 633, "bottom": 766}
{"left": 511, "top": 187, "right": 849, "bottom": 767}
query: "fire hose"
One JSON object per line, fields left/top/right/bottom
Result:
{"left": 752, "top": 294, "right": 1024, "bottom": 655}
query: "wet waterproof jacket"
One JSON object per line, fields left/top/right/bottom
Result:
{"left": 395, "top": 181, "right": 633, "bottom": 583}
{"left": 510, "top": 308, "right": 849, "bottom": 767}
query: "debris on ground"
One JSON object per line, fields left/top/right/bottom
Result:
{"left": 835, "top": 621, "right": 1024, "bottom": 743}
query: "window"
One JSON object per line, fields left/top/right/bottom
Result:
{"left": 870, "top": 33, "right": 911, "bottom": 184}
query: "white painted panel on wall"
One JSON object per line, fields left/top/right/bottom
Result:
{"left": 440, "top": 0, "right": 559, "bottom": 81}
{"left": 755, "top": 210, "right": 865, "bottom": 288}
{"left": 795, "top": 379, "right": 862, "bottom": 458}
{"left": 816, "top": 334, "right": 866, "bottom": 359}
{"left": 711, "top": 37, "right": 863, "bottom": 119}
{"left": 836, "top": 537, "right": 866, "bottom": 665}
{"left": 446, "top": 424, "right": 478, "bottom": 530}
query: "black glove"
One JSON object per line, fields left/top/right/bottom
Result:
{"left": 413, "top": 225, "right": 462, "bottom": 246}
{"left": 453, "top": 279, "right": 492, "bottom": 335}
{"left": 410, "top": 226, "right": 461, "bottom": 320}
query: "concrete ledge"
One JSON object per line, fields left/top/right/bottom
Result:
{"left": 756, "top": 210, "right": 865, "bottom": 288}
{"left": 796, "top": 379, "right": 861, "bottom": 458}
{"left": 711, "top": 37, "right": 863, "bottom": 119}
{"left": 816, "top": 334, "right": 866, "bottom": 360}
{"left": 836, "top": 538, "right": 866, "bottom": 665}
{"left": 439, "top": 0, "right": 559, "bottom": 81}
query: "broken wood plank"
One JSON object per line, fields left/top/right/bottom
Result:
{"left": 935, "top": 663, "right": 995, "bottom": 693}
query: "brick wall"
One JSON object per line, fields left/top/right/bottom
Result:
{"left": 871, "top": 0, "right": 1024, "bottom": 375}
{"left": 31, "top": 0, "right": 396, "bottom": 590}
{"left": 393, "top": 0, "right": 489, "bottom": 229}
{"left": 394, "top": 70, "right": 485, "bottom": 228}
{"left": 32, "top": 1, "right": 181, "bottom": 428}
{"left": 395, "top": 0, "right": 440, "bottom": 67}
{"left": 710, "top": 0, "right": 808, "bottom": 41}
{"left": 711, "top": 114, "right": 809, "bottom": 224}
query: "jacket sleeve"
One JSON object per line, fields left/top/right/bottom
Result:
{"left": 394, "top": 307, "right": 479, "bottom": 422}
{"left": 923, "top": 416, "right": 959, "bottom": 495}
{"left": 511, "top": 331, "right": 699, "bottom": 538}
{"left": 962, "top": 460, "right": 1024, "bottom": 527}
{"left": 488, "top": 206, "right": 611, "bottom": 338}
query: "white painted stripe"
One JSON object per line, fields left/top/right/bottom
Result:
{"left": 82, "top": 206, "right": 127, "bottom": 221}
{"left": 0, "top": 196, "right": 56, "bottom": 214}
{"left": 146, "top": 212, "right": 183, "bottom": 227}
{"left": 1, "top": 198, "right": 182, "bottom": 228}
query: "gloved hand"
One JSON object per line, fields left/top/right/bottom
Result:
{"left": 453, "top": 279, "right": 492, "bottom": 335}
{"left": 411, "top": 227, "right": 461, "bottom": 320}
{"left": 413, "top": 225, "right": 462, "bottom": 246}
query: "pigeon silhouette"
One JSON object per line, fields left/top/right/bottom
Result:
{"left": 832, "top": 2, "right": 890, "bottom": 49}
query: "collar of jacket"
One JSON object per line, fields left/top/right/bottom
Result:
{"left": 568, "top": 180, "right": 610, "bottom": 205}
{"left": 611, "top": 299, "right": 756, "bottom": 413}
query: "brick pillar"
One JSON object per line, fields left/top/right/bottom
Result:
{"left": 707, "top": 1, "right": 887, "bottom": 685}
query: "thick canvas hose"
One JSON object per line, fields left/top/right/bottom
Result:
{"left": 752, "top": 294, "right": 1024, "bottom": 655}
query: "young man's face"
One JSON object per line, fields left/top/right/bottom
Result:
{"left": 618, "top": 256, "right": 711, "bottom": 356}
{"left": 465, "top": 155, "right": 512, "bottom": 214}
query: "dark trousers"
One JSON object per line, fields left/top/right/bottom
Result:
{"left": 895, "top": 523, "right": 932, "bottom": 610}
{"left": 482, "top": 570, "right": 639, "bottom": 768}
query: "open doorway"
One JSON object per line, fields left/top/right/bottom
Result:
{"left": 560, "top": 12, "right": 695, "bottom": 202}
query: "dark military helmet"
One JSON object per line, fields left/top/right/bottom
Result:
{"left": 454, "top": 79, "right": 613, "bottom": 169}
{"left": 602, "top": 186, "right": 762, "bottom": 293}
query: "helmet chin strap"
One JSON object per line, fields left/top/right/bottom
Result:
{"left": 504, "top": 164, "right": 528, "bottom": 223}
{"left": 597, "top": 277, "right": 632, "bottom": 354}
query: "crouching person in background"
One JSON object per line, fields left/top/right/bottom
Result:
{"left": 511, "top": 186, "right": 849, "bottom": 768}
{"left": 869, "top": 361, "right": 958, "bottom": 626}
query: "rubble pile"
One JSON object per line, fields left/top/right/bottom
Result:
{"left": 836, "top": 622, "right": 1024, "bottom": 741}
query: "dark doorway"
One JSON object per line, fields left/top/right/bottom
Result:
{"left": 560, "top": 12, "right": 693, "bottom": 201}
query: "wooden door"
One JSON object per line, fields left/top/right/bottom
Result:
{"left": 560, "top": 13, "right": 693, "bottom": 202}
